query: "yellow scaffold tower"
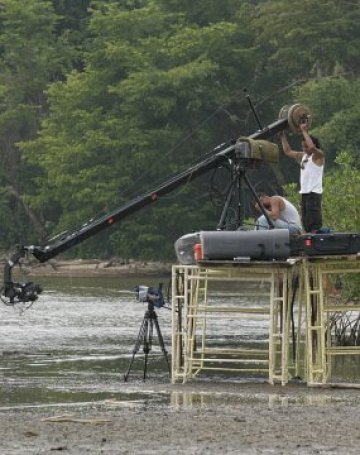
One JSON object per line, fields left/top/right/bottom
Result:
{"left": 171, "top": 254, "right": 360, "bottom": 387}
{"left": 301, "top": 254, "right": 360, "bottom": 385}
{"left": 171, "top": 259, "right": 301, "bottom": 385}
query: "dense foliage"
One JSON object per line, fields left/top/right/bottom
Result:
{"left": 0, "top": 0, "right": 359, "bottom": 260}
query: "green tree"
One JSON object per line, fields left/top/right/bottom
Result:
{"left": 156, "top": 0, "right": 242, "bottom": 26}
{"left": 51, "top": 0, "right": 92, "bottom": 69}
{"left": 323, "top": 152, "right": 360, "bottom": 232}
{"left": 0, "top": 0, "right": 68, "bottom": 246}
{"left": 253, "top": 0, "right": 360, "bottom": 82}
{"left": 23, "top": 0, "right": 259, "bottom": 259}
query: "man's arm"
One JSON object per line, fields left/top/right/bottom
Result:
{"left": 280, "top": 131, "right": 303, "bottom": 161}
{"left": 300, "top": 124, "right": 324, "bottom": 163}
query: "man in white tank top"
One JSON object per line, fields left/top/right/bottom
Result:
{"left": 255, "top": 194, "right": 302, "bottom": 235}
{"left": 280, "top": 121, "right": 324, "bottom": 232}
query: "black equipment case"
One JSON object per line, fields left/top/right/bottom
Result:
{"left": 290, "top": 232, "right": 360, "bottom": 257}
{"left": 174, "top": 230, "right": 291, "bottom": 265}
{"left": 200, "top": 229, "right": 291, "bottom": 261}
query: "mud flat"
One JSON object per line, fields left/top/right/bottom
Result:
{"left": 0, "top": 381, "right": 360, "bottom": 455}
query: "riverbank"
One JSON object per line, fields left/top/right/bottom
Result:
{"left": 2, "top": 257, "right": 173, "bottom": 278}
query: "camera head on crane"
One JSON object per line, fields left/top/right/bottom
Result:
{"left": 0, "top": 246, "right": 43, "bottom": 306}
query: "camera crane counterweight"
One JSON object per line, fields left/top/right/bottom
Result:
{"left": 1, "top": 103, "right": 311, "bottom": 305}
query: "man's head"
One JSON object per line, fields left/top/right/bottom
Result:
{"left": 301, "top": 134, "right": 321, "bottom": 155}
{"left": 257, "top": 193, "right": 271, "bottom": 209}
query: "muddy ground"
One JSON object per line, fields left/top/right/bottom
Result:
{"left": 1, "top": 381, "right": 360, "bottom": 454}
{"left": 1, "top": 259, "right": 359, "bottom": 454}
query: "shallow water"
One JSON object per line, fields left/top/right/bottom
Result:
{"left": 0, "top": 275, "right": 358, "bottom": 411}
{"left": 0, "top": 276, "right": 173, "bottom": 406}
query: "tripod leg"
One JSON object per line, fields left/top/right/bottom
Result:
{"left": 153, "top": 316, "right": 171, "bottom": 377}
{"left": 143, "top": 317, "right": 153, "bottom": 381}
{"left": 242, "top": 172, "right": 274, "bottom": 229}
{"left": 217, "top": 177, "right": 237, "bottom": 230}
{"left": 124, "top": 317, "right": 147, "bottom": 382}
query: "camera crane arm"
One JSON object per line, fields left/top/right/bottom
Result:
{"left": 2, "top": 106, "right": 308, "bottom": 305}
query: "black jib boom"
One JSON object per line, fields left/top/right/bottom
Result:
{"left": 2, "top": 103, "right": 310, "bottom": 304}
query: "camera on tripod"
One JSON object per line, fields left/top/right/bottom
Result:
{"left": 134, "top": 284, "right": 165, "bottom": 308}
{"left": 125, "top": 282, "right": 170, "bottom": 381}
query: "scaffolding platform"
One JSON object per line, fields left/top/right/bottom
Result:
{"left": 171, "top": 254, "right": 360, "bottom": 386}
{"left": 171, "top": 259, "right": 301, "bottom": 385}
{"left": 301, "top": 254, "right": 360, "bottom": 385}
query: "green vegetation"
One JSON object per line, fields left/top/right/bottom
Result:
{"left": 0, "top": 0, "right": 359, "bottom": 260}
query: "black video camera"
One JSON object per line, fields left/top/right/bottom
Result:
{"left": 135, "top": 284, "right": 165, "bottom": 308}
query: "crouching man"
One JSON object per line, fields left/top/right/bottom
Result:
{"left": 255, "top": 194, "right": 302, "bottom": 235}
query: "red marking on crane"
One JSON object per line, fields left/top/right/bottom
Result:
{"left": 151, "top": 193, "right": 158, "bottom": 201}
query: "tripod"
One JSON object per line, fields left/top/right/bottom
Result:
{"left": 217, "top": 154, "right": 275, "bottom": 230}
{"left": 124, "top": 301, "right": 171, "bottom": 381}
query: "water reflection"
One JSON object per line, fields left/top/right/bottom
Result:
{"left": 170, "top": 389, "right": 357, "bottom": 410}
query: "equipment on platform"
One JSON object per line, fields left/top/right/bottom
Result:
{"left": 175, "top": 230, "right": 360, "bottom": 265}
{"left": 215, "top": 136, "right": 280, "bottom": 230}
{"left": 200, "top": 229, "right": 291, "bottom": 261}
{"left": 291, "top": 232, "right": 360, "bottom": 257}
{"left": 174, "top": 232, "right": 201, "bottom": 265}
{"left": 174, "top": 229, "right": 291, "bottom": 264}
{"left": 235, "top": 137, "right": 279, "bottom": 163}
